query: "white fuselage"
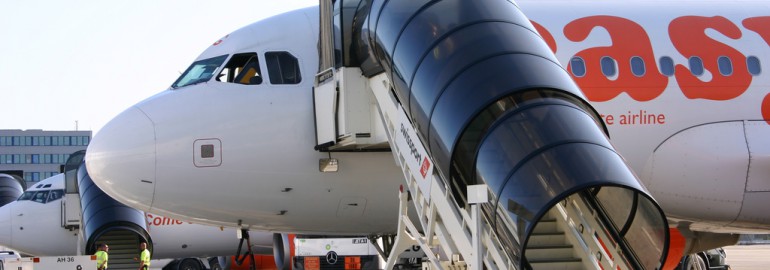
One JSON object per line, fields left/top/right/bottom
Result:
{"left": 85, "top": 1, "right": 770, "bottom": 236}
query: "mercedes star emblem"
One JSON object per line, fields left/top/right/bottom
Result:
{"left": 326, "top": 251, "right": 339, "bottom": 264}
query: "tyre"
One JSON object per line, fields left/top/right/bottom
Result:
{"left": 177, "top": 258, "right": 202, "bottom": 270}
{"left": 681, "top": 254, "right": 708, "bottom": 270}
{"left": 208, "top": 257, "right": 223, "bottom": 270}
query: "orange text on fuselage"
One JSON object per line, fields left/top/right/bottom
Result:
{"left": 532, "top": 15, "right": 770, "bottom": 124}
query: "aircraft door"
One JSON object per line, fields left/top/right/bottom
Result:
{"left": 736, "top": 120, "right": 770, "bottom": 225}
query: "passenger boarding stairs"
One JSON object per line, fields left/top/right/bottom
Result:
{"left": 97, "top": 230, "right": 141, "bottom": 270}
{"left": 391, "top": 146, "right": 649, "bottom": 270}
{"left": 59, "top": 152, "right": 153, "bottom": 270}
{"left": 380, "top": 113, "right": 643, "bottom": 270}
{"left": 315, "top": 69, "right": 655, "bottom": 270}
{"left": 312, "top": 1, "right": 667, "bottom": 269}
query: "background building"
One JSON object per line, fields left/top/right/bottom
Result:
{"left": 0, "top": 129, "right": 91, "bottom": 185}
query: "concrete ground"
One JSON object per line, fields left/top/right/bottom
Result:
{"left": 723, "top": 245, "right": 770, "bottom": 270}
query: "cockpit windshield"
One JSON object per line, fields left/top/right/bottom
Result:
{"left": 17, "top": 189, "right": 64, "bottom": 204}
{"left": 171, "top": 55, "right": 228, "bottom": 89}
{"left": 17, "top": 191, "right": 34, "bottom": 201}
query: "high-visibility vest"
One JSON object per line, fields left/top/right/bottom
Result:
{"left": 95, "top": 250, "right": 108, "bottom": 269}
{"left": 140, "top": 249, "right": 151, "bottom": 266}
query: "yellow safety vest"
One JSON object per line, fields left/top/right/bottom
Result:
{"left": 95, "top": 250, "right": 108, "bottom": 269}
{"left": 140, "top": 249, "right": 151, "bottom": 267}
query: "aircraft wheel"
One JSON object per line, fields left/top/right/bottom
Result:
{"left": 208, "top": 257, "right": 223, "bottom": 270}
{"left": 682, "top": 254, "right": 708, "bottom": 270}
{"left": 177, "top": 258, "right": 203, "bottom": 270}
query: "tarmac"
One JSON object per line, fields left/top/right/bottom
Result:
{"left": 723, "top": 245, "right": 770, "bottom": 270}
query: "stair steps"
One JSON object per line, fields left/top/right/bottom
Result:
{"left": 526, "top": 212, "right": 583, "bottom": 270}
{"left": 97, "top": 230, "right": 142, "bottom": 270}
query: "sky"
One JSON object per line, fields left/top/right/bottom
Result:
{"left": 0, "top": 0, "right": 318, "bottom": 134}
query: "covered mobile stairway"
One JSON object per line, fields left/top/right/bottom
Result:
{"left": 312, "top": 0, "right": 670, "bottom": 269}
{"left": 61, "top": 152, "right": 152, "bottom": 270}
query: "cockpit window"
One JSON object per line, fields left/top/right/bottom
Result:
{"left": 17, "top": 191, "right": 34, "bottom": 201}
{"left": 48, "top": 190, "right": 64, "bottom": 202}
{"left": 31, "top": 191, "right": 49, "bottom": 203}
{"left": 16, "top": 189, "right": 64, "bottom": 204}
{"left": 216, "top": 53, "right": 263, "bottom": 85}
{"left": 265, "top": 52, "right": 301, "bottom": 84}
{"left": 172, "top": 55, "right": 228, "bottom": 89}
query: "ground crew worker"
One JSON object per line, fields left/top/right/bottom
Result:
{"left": 134, "top": 242, "right": 150, "bottom": 270}
{"left": 95, "top": 243, "right": 108, "bottom": 270}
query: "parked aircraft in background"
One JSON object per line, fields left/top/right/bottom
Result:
{"left": 0, "top": 174, "right": 276, "bottom": 269}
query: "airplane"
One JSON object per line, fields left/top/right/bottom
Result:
{"left": 0, "top": 173, "right": 279, "bottom": 270}
{"left": 84, "top": 0, "right": 770, "bottom": 269}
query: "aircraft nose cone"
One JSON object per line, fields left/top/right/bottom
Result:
{"left": 0, "top": 203, "right": 11, "bottom": 246}
{"left": 86, "top": 106, "right": 156, "bottom": 211}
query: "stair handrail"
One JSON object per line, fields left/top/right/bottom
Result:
{"left": 554, "top": 193, "right": 632, "bottom": 269}
{"left": 578, "top": 190, "right": 644, "bottom": 269}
